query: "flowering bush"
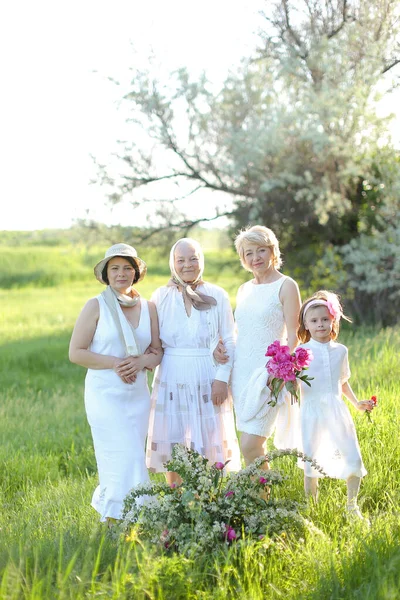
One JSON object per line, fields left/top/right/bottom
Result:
{"left": 121, "top": 444, "right": 324, "bottom": 557}
{"left": 266, "top": 341, "right": 314, "bottom": 406}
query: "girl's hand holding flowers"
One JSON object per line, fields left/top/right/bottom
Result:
{"left": 365, "top": 395, "right": 378, "bottom": 423}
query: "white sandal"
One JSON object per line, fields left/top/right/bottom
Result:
{"left": 346, "top": 502, "right": 370, "bottom": 525}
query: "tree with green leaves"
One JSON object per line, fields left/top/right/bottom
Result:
{"left": 92, "top": 0, "right": 400, "bottom": 323}
{"left": 95, "top": 0, "right": 399, "bottom": 246}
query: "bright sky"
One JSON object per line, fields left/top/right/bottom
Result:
{"left": 0, "top": 1, "right": 399, "bottom": 232}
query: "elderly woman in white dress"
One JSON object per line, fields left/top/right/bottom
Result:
{"left": 146, "top": 238, "right": 241, "bottom": 484}
{"left": 69, "top": 243, "right": 162, "bottom": 524}
{"left": 228, "top": 226, "right": 302, "bottom": 467}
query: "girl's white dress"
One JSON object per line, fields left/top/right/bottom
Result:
{"left": 146, "top": 283, "right": 241, "bottom": 472}
{"left": 85, "top": 295, "right": 151, "bottom": 521}
{"left": 231, "top": 277, "right": 300, "bottom": 448}
{"left": 298, "top": 338, "right": 367, "bottom": 479}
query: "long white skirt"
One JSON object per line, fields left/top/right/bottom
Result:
{"left": 146, "top": 348, "right": 241, "bottom": 472}
{"left": 85, "top": 369, "right": 150, "bottom": 521}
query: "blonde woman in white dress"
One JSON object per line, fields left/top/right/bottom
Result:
{"left": 69, "top": 244, "right": 162, "bottom": 524}
{"left": 146, "top": 238, "right": 241, "bottom": 484}
{"left": 222, "top": 226, "right": 302, "bottom": 467}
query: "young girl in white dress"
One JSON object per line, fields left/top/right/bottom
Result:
{"left": 297, "top": 290, "right": 376, "bottom": 520}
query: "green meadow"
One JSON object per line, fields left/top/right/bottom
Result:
{"left": 1, "top": 245, "right": 399, "bottom": 599}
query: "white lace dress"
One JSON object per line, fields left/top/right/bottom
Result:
{"left": 146, "top": 284, "right": 241, "bottom": 472}
{"left": 231, "top": 277, "right": 300, "bottom": 447}
{"left": 298, "top": 339, "right": 367, "bottom": 479}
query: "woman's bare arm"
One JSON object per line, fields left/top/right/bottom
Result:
{"left": 280, "top": 278, "right": 301, "bottom": 352}
{"left": 116, "top": 301, "right": 163, "bottom": 378}
{"left": 69, "top": 298, "right": 121, "bottom": 370}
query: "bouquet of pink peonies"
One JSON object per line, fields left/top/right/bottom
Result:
{"left": 265, "top": 340, "right": 314, "bottom": 406}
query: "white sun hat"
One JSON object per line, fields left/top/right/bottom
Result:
{"left": 93, "top": 243, "right": 147, "bottom": 284}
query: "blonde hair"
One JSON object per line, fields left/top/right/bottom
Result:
{"left": 234, "top": 225, "right": 282, "bottom": 271}
{"left": 297, "top": 290, "right": 351, "bottom": 343}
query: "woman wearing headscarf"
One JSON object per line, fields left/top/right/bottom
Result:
{"left": 146, "top": 238, "right": 241, "bottom": 483}
{"left": 69, "top": 243, "right": 162, "bottom": 524}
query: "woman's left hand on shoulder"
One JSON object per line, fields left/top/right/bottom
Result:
{"left": 211, "top": 380, "right": 228, "bottom": 405}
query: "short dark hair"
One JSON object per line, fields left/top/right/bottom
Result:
{"left": 102, "top": 256, "right": 140, "bottom": 285}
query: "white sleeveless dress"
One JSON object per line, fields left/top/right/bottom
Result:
{"left": 85, "top": 295, "right": 152, "bottom": 522}
{"left": 231, "top": 277, "right": 300, "bottom": 448}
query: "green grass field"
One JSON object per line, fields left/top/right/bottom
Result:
{"left": 0, "top": 247, "right": 399, "bottom": 599}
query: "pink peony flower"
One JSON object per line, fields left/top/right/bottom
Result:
{"left": 161, "top": 529, "right": 169, "bottom": 537}
{"left": 224, "top": 525, "right": 237, "bottom": 541}
{"left": 225, "top": 491, "right": 234, "bottom": 497}
{"left": 279, "top": 362, "right": 297, "bottom": 381}
{"left": 266, "top": 360, "right": 279, "bottom": 377}
{"left": 259, "top": 476, "right": 268, "bottom": 485}
{"left": 170, "top": 483, "right": 177, "bottom": 489}
{"left": 274, "top": 348, "right": 294, "bottom": 364}
{"left": 265, "top": 340, "right": 282, "bottom": 357}
{"left": 267, "top": 358, "right": 296, "bottom": 382}
{"left": 294, "top": 347, "right": 313, "bottom": 370}
{"left": 215, "top": 462, "right": 225, "bottom": 470}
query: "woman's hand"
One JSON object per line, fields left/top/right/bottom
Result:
{"left": 143, "top": 345, "right": 163, "bottom": 371}
{"left": 114, "top": 355, "right": 146, "bottom": 383}
{"left": 120, "top": 373, "right": 137, "bottom": 384}
{"left": 145, "top": 346, "right": 159, "bottom": 355}
{"left": 213, "top": 340, "right": 229, "bottom": 365}
{"left": 211, "top": 380, "right": 228, "bottom": 405}
{"left": 266, "top": 375, "right": 286, "bottom": 393}
{"left": 114, "top": 359, "right": 136, "bottom": 383}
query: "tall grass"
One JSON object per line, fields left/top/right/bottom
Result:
{"left": 0, "top": 248, "right": 399, "bottom": 598}
{"left": 0, "top": 245, "right": 243, "bottom": 293}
